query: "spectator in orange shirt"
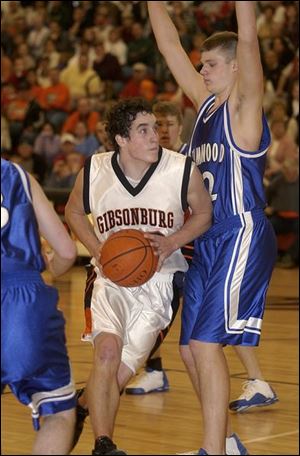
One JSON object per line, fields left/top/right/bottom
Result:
{"left": 4, "top": 81, "right": 31, "bottom": 147}
{"left": 38, "top": 67, "right": 71, "bottom": 131}
{"left": 120, "top": 62, "right": 155, "bottom": 99}
{"left": 62, "top": 97, "right": 100, "bottom": 135}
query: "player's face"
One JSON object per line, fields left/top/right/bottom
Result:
{"left": 156, "top": 114, "right": 182, "bottom": 149}
{"left": 200, "top": 49, "right": 237, "bottom": 94}
{"left": 126, "top": 113, "right": 159, "bottom": 163}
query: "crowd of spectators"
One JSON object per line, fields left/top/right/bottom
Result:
{"left": 1, "top": 0, "right": 299, "bottom": 266}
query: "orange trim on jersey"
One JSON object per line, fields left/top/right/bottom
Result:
{"left": 83, "top": 308, "right": 92, "bottom": 335}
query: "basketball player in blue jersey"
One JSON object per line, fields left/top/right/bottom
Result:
{"left": 65, "top": 97, "right": 212, "bottom": 455}
{"left": 1, "top": 158, "right": 77, "bottom": 454}
{"left": 148, "top": 2, "right": 277, "bottom": 454}
{"left": 126, "top": 103, "right": 277, "bottom": 420}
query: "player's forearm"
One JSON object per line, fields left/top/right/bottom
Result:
{"left": 64, "top": 210, "right": 100, "bottom": 260}
{"left": 46, "top": 251, "right": 77, "bottom": 278}
{"left": 147, "top": 1, "right": 181, "bottom": 54}
{"left": 172, "top": 212, "right": 212, "bottom": 250}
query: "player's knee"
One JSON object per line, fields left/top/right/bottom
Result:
{"left": 179, "top": 344, "right": 191, "bottom": 365}
{"left": 42, "top": 408, "right": 76, "bottom": 429}
{"left": 94, "top": 335, "right": 121, "bottom": 369}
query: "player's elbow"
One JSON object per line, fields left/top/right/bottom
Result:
{"left": 56, "top": 239, "right": 77, "bottom": 263}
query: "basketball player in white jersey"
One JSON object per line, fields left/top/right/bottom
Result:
{"left": 125, "top": 101, "right": 190, "bottom": 395}
{"left": 148, "top": 2, "right": 278, "bottom": 454}
{"left": 65, "top": 98, "right": 212, "bottom": 455}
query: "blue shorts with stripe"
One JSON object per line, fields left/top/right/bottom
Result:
{"left": 1, "top": 271, "right": 76, "bottom": 428}
{"left": 180, "top": 209, "right": 277, "bottom": 346}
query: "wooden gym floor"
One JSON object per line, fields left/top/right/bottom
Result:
{"left": 1, "top": 264, "right": 299, "bottom": 455}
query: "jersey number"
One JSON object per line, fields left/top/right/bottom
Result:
{"left": 1, "top": 194, "right": 9, "bottom": 228}
{"left": 203, "top": 171, "right": 217, "bottom": 201}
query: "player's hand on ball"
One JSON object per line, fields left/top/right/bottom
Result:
{"left": 144, "top": 232, "right": 175, "bottom": 271}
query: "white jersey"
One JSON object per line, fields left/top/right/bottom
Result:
{"left": 83, "top": 147, "right": 194, "bottom": 274}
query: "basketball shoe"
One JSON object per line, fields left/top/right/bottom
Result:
{"left": 177, "top": 435, "right": 248, "bottom": 455}
{"left": 125, "top": 367, "right": 169, "bottom": 394}
{"left": 226, "top": 433, "right": 249, "bottom": 455}
{"left": 72, "top": 388, "right": 89, "bottom": 450}
{"left": 92, "top": 436, "right": 127, "bottom": 455}
{"left": 229, "top": 379, "right": 278, "bottom": 412}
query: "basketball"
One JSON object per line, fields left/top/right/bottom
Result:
{"left": 100, "top": 229, "right": 158, "bottom": 287}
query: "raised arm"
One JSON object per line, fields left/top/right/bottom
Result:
{"left": 147, "top": 1, "right": 208, "bottom": 109}
{"left": 230, "top": 1, "right": 265, "bottom": 149}
{"left": 235, "top": 1, "right": 264, "bottom": 103}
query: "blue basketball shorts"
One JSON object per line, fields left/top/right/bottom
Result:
{"left": 1, "top": 271, "right": 76, "bottom": 429}
{"left": 180, "top": 210, "right": 277, "bottom": 346}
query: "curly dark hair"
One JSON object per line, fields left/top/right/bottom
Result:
{"left": 106, "top": 97, "right": 153, "bottom": 152}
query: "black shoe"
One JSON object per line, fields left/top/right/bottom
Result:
{"left": 92, "top": 436, "right": 127, "bottom": 455}
{"left": 72, "top": 388, "right": 89, "bottom": 450}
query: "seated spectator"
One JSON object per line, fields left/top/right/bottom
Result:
{"left": 155, "top": 77, "right": 183, "bottom": 107}
{"left": 36, "top": 55, "right": 51, "bottom": 88}
{"left": 1, "top": 48, "right": 13, "bottom": 84}
{"left": 38, "top": 67, "right": 71, "bottom": 131}
{"left": 257, "top": 4, "right": 276, "bottom": 51}
{"left": 263, "top": 49, "right": 283, "bottom": 94}
{"left": 44, "top": 151, "right": 84, "bottom": 189}
{"left": 266, "top": 156, "right": 299, "bottom": 268}
{"left": 188, "top": 32, "right": 207, "bottom": 68}
{"left": 62, "top": 96, "right": 100, "bottom": 135}
{"left": 33, "top": 122, "right": 61, "bottom": 172}
{"left": 12, "top": 136, "right": 47, "bottom": 184}
{"left": 8, "top": 57, "right": 28, "bottom": 90}
{"left": 286, "top": 80, "right": 299, "bottom": 143}
{"left": 265, "top": 118, "right": 298, "bottom": 184}
{"left": 92, "top": 41, "right": 124, "bottom": 96}
{"left": 15, "top": 42, "right": 36, "bottom": 71}
{"left": 119, "top": 62, "right": 154, "bottom": 99}
{"left": 4, "top": 81, "right": 31, "bottom": 148}
{"left": 43, "top": 158, "right": 76, "bottom": 189}
{"left": 276, "top": 51, "right": 299, "bottom": 97}
{"left": 25, "top": 68, "right": 44, "bottom": 101}
{"left": 126, "top": 22, "right": 156, "bottom": 67}
{"left": 270, "top": 36, "right": 295, "bottom": 70}
{"left": 73, "top": 121, "right": 99, "bottom": 158}
{"left": 139, "top": 79, "right": 157, "bottom": 102}
{"left": 53, "top": 133, "right": 78, "bottom": 164}
{"left": 104, "top": 27, "right": 128, "bottom": 66}
{"left": 60, "top": 53, "right": 103, "bottom": 106}
{"left": 1, "top": 114, "right": 12, "bottom": 152}
{"left": 65, "top": 151, "right": 85, "bottom": 185}
{"left": 48, "top": 19, "right": 74, "bottom": 55}
{"left": 26, "top": 12, "right": 50, "bottom": 59}
{"left": 268, "top": 100, "right": 297, "bottom": 142}
{"left": 44, "top": 38, "right": 61, "bottom": 69}
{"left": 93, "top": 120, "right": 113, "bottom": 153}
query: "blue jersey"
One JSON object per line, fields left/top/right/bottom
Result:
{"left": 187, "top": 95, "right": 271, "bottom": 223}
{"left": 181, "top": 97, "right": 276, "bottom": 347}
{"left": 1, "top": 158, "right": 45, "bottom": 273}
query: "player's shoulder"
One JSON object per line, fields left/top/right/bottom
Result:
{"left": 162, "top": 147, "right": 188, "bottom": 163}
{"left": 90, "top": 151, "right": 114, "bottom": 164}
{"left": 88, "top": 151, "right": 115, "bottom": 172}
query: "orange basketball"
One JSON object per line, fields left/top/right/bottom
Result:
{"left": 100, "top": 229, "right": 158, "bottom": 287}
